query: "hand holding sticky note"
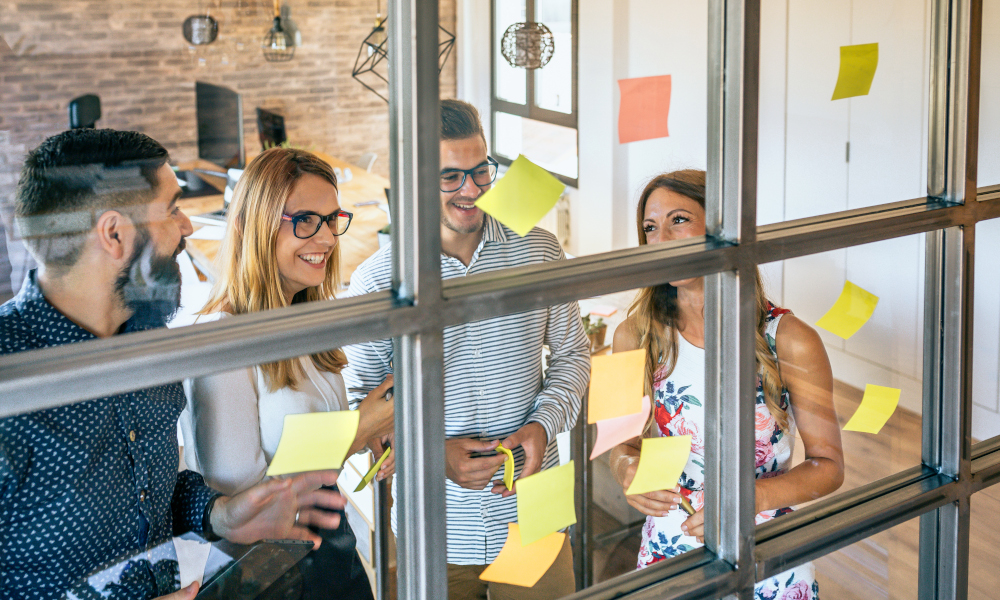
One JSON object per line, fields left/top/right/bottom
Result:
{"left": 843, "top": 384, "right": 901, "bottom": 434}
{"left": 815, "top": 280, "right": 879, "bottom": 339}
{"left": 265, "top": 411, "right": 359, "bottom": 476}
{"left": 497, "top": 443, "right": 515, "bottom": 491}
{"left": 588, "top": 348, "right": 646, "bottom": 423}
{"left": 590, "top": 395, "right": 651, "bottom": 459}
{"left": 354, "top": 446, "right": 392, "bottom": 492}
{"left": 832, "top": 43, "right": 879, "bottom": 100}
{"left": 626, "top": 435, "right": 692, "bottom": 496}
{"left": 479, "top": 524, "right": 565, "bottom": 588}
{"left": 474, "top": 155, "right": 565, "bottom": 238}
{"left": 515, "top": 461, "right": 577, "bottom": 546}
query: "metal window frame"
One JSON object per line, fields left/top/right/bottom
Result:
{"left": 0, "top": 0, "right": 995, "bottom": 599}
{"left": 490, "top": 0, "right": 580, "bottom": 187}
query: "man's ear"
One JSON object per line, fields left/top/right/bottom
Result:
{"left": 95, "top": 210, "right": 131, "bottom": 262}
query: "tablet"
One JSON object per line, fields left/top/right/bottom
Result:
{"left": 196, "top": 539, "right": 313, "bottom": 599}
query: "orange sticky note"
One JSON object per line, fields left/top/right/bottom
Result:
{"left": 626, "top": 435, "right": 692, "bottom": 496}
{"left": 815, "top": 280, "right": 879, "bottom": 340}
{"left": 618, "top": 75, "right": 671, "bottom": 144}
{"left": 843, "top": 384, "right": 900, "bottom": 434}
{"left": 479, "top": 524, "right": 565, "bottom": 588}
{"left": 588, "top": 348, "right": 646, "bottom": 424}
{"left": 590, "top": 395, "right": 650, "bottom": 459}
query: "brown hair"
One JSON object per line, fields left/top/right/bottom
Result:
{"left": 629, "top": 169, "right": 790, "bottom": 431}
{"left": 201, "top": 148, "right": 348, "bottom": 392}
{"left": 441, "top": 98, "right": 487, "bottom": 146}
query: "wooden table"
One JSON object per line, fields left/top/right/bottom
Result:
{"left": 177, "top": 153, "right": 390, "bottom": 286}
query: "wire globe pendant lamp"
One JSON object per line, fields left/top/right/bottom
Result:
{"left": 501, "top": 20, "right": 554, "bottom": 69}
{"left": 262, "top": 0, "right": 295, "bottom": 62}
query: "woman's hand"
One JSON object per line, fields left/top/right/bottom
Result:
{"left": 611, "top": 441, "right": 687, "bottom": 517}
{"left": 680, "top": 509, "right": 705, "bottom": 543}
{"left": 351, "top": 375, "right": 394, "bottom": 456}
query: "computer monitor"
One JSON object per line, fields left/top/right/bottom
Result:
{"left": 256, "top": 107, "right": 287, "bottom": 150}
{"left": 195, "top": 81, "right": 245, "bottom": 169}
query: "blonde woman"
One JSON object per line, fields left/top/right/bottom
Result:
{"left": 610, "top": 170, "right": 844, "bottom": 600}
{"left": 181, "top": 148, "right": 392, "bottom": 600}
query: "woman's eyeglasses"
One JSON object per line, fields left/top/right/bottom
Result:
{"left": 281, "top": 210, "right": 354, "bottom": 239}
{"left": 439, "top": 157, "right": 499, "bottom": 193}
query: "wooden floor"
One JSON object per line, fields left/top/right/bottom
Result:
{"left": 589, "top": 381, "right": 1000, "bottom": 599}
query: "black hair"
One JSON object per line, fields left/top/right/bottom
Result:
{"left": 440, "top": 99, "right": 486, "bottom": 146}
{"left": 15, "top": 129, "right": 170, "bottom": 268}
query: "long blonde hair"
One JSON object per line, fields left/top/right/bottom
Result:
{"left": 201, "top": 148, "right": 348, "bottom": 392}
{"left": 628, "top": 169, "right": 789, "bottom": 431}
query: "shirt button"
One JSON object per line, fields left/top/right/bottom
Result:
{"left": 479, "top": 390, "right": 485, "bottom": 397}
{"left": 139, "top": 489, "right": 147, "bottom": 502}
{"left": 129, "top": 430, "right": 136, "bottom": 442}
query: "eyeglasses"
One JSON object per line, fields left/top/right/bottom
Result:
{"left": 440, "top": 157, "right": 499, "bottom": 193}
{"left": 281, "top": 210, "right": 354, "bottom": 239}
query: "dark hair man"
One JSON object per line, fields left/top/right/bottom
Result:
{"left": 0, "top": 129, "right": 344, "bottom": 600}
{"left": 344, "top": 100, "right": 590, "bottom": 599}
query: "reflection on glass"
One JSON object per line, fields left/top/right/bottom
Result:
{"left": 813, "top": 517, "right": 918, "bottom": 599}
{"left": 972, "top": 219, "right": 1000, "bottom": 442}
{"left": 495, "top": 0, "right": 528, "bottom": 104}
{"left": 534, "top": 0, "right": 573, "bottom": 114}
{"left": 980, "top": 0, "right": 1000, "bottom": 188}
{"left": 495, "top": 112, "right": 578, "bottom": 178}
{"left": 970, "top": 488, "right": 1000, "bottom": 599}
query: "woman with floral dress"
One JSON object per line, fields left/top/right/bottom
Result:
{"left": 609, "top": 170, "right": 845, "bottom": 600}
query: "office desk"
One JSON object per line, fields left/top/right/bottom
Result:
{"left": 177, "top": 154, "right": 390, "bottom": 284}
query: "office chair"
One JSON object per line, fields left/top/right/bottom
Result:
{"left": 68, "top": 94, "right": 101, "bottom": 129}
{"left": 357, "top": 152, "right": 377, "bottom": 172}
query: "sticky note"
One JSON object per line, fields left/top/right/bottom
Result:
{"left": 815, "top": 280, "right": 880, "bottom": 339}
{"left": 831, "top": 43, "right": 879, "bottom": 100}
{"left": 618, "top": 75, "right": 671, "bottom": 143}
{"left": 588, "top": 305, "right": 618, "bottom": 318}
{"left": 474, "top": 155, "right": 565, "bottom": 237}
{"left": 515, "top": 461, "right": 577, "bottom": 546}
{"left": 479, "top": 524, "right": 565, "bottom": 587}
{"left": 626, "top": 435, "right": 692, "bottom": 496}
{"left": 590, "top": 395, "right": 651, "bottom": 459}
{"left": 265, "top": 411, "right": 360, "bottom": 476}
{"left": 588, "top": 348, "right": 646, "bottom": 424}
{"left": 843, "top": 384, "right": 901, "bottom": 434}
{"left": 354, "top": 446, "right": 391, "bottom": 492}
{"left": 174, "top": 537, "right": 212, "bottom": 588}
{"left": 497, "top": 443, "right": 515, "bottom": 491}
{"left": 556, "top": 430, "right": 572, "bottom": 466}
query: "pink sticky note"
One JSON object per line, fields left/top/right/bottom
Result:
{"left": 590, "top": 395, "right": 651, "bottom": 460}
{"left": 618, "top": 75, "right": 671, "bottom": 144}
{"left": 588, "top": 305, "right": 618, "bottom": 318}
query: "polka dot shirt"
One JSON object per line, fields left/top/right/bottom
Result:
{"left": 0, "top": 271, "right": 218, "bottom": 600}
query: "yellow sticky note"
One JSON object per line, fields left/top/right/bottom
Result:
{"left": 843, "top": 384, "right": 901, "bottom": 434}
{"left": 626, "top": 435, "right": 692, "bottom": 496}
{"left": 831, "top": 43, "right": 879, "bottom": 100}
{"left": 515, "top": 461, "right": 577, "bottom": 546}
{"left": 354, "top": 446, "right": 391, "bottom": 492}
{"left": 474, "top": 155, "right": 565, "bottom": 237}
{"left": 497, "top": 443, "right": 515, "bottom": 491}
{"left": 588, "top": 348, "right": 646, "bottom": 424}
{"left": 479, "top": 524, "right": 565, "bottom": 588}
{"left": 265, "top": 411, "right": 360, "bottom": 476}
{"left": 815, "top": 280, "right": 879, "bottom": 339}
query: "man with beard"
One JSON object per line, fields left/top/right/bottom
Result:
{"left": 0, "top": 129, "right": 345, "bottom": 600}
{"left": 343, "top": 100, "right": 590, "bottom": 599}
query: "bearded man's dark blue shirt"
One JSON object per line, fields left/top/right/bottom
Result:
{"left": 0, "top": 270, "right": 217, "bottom": 599}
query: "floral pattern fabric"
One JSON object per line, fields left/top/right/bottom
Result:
{"left": 636, "top": 303, "right": 818, "bottom": 599}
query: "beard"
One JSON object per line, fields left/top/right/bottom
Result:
{"left": 115, "top": 226, "right": 184, "bottom": 328}
{"left": 441, "top": 195, "right": 486, "bottom": 235}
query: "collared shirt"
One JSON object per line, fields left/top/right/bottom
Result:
{"left": 343, "top": 216, "right": 590, "bottom": 565}
{"left": 0, "top": 270, "right": 217, "bottom": 600}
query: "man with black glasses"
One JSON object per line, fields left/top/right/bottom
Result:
{"left": 0, "top": 129, "right": 345, "bottom": 600}
{"left": 344, "top": 99, "right": 590, "bottom": 599}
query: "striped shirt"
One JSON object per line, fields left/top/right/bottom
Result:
{"left": 343, "top": 216, "right": 590, "bottom": 565}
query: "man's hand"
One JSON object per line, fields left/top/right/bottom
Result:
{"left": 210, "top": 470, "right": 345, "bottom": 549}
{"left": 367, "top": 433, "right": 396, "bottom": 481}
{"left": 490, "top": 422, "right": 547, "bottom": 497}
{"left": 445, "top": 438, "right": 507, "bottom": 490}
{"left": 154, "top": 582, "right": 199, "bottom": 599}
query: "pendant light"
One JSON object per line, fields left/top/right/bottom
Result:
{"left": 365, "top": 0, "right": 387, "bottom": 56}
{"left": 262, "top": 0, "right": 295, "bottom": 62}
{"left": 501, "top": 21, "right": 554, "bottom": 69}
{"left": 182, "top": 0, "right": 219, "bottom": 46}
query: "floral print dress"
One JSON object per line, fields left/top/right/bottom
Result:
{"left": 636, "top": 304, "right": 820, "bottom": 600}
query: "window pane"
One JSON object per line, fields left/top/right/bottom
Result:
{"left": 972, "top": 218, "right": 1000, "bottom": 442}
{"left": 757, "top": 0, "right": 929, "bottom": 225}
{"left": 495, "top": 0, "right": 528, "bottom": 104}
{"left": 495, "top": 111, "right": 578, "bottom": 179}
{"left": 534, "top": 0, "right": 573, "bottom": 114}
{"left": 970, "top": 486, "right": 1000, "bottom": 599}
{"left": 813, "top": 516, "right": 919, "bottom": 598}
{"left": 979, "top": 0, "right": 1000, "bottom": 188}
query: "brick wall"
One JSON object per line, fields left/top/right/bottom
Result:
{"left": 0, "top": 0, "right": 457, "bottom": 293}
